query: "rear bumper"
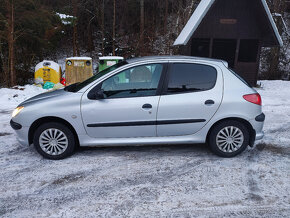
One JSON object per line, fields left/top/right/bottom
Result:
{"left": 255, "top": 113, "right": 265, "bottom": 122}
{"left": 255, "top": 131, "right": 264, "bottom": 141}
{"left": 249, "top": 113, "right": 265, "bottom": 144}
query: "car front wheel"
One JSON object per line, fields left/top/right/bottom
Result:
{"left": 208, "top": 120, "right": 250, "bottom": 157}
{"left": 33, "top": 122, "right": 76, "bottom": 160}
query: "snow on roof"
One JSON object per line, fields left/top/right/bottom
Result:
{"left": 260, "top": 0, "right": 283, "bottom": 46}
{"left": 174, "top": 0, "right": 283, "bottom": 47}
{"left": 99, "top": 56, "right": 124, "bottom": 60}
{"left": 173, "top": 0, "right": 215, "bottom": 46}
{"left": 35, "top": 60, "right": 60, "bottom": 73}
{"left": 66, "top": 57, "right": 92, "bottom": 61}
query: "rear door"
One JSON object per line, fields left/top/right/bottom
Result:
{"left": 157, "top": 62, "right": 223, "bottom": 136}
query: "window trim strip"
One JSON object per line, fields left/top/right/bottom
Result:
{"left": 87, "top": 119, "right": 206, "bottom": 127}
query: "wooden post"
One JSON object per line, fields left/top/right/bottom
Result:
{"left": 234, "top": 39, "right": 240, "bottom": 69}
{"left": 209, "top": 38, "right": 213, "bottom": 58}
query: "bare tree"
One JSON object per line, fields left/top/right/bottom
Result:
{"left": 0, "top": 38, "right": 9, "bottom": 86}
{"left": 164, "top": 0, "right": 168, "bottom": 34}
{"left": 72, "top": 0, "right": 80, "bottom": 56}
{"left": 267, "top": 0, "right": 286, "bottom": 79}
{"left": 140, "top": 0, "right": 144, "bottom": 55}
{"left": 6, "top": 0, "right": 16, "bottom": 86}
{"left": 101, "top": 0, "right": 105, "bottom": 56}
{"left": 86, "top": 4, "right": 96, "bottom": 55}
{"left": 112, "top": 0, "right": 116, "bottom": 55}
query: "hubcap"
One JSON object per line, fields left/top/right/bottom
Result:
{"left": 39, "top": 128, "right": 68, "bottom": 156}
{"left": 216, "top": 126, "right": 244, "bottom": 153}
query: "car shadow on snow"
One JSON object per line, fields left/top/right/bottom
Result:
{"left": 255, "top": 143, "right": 290, "bottom": 156}
{"left": 76, "top": 143, "right": 214, "bottom": 157}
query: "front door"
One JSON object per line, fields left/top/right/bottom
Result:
{"left": 81, "top": 63, "right": 165, "bottom": 138}
{"left": 157, "top": 62, "right": 223, "bottom": 137}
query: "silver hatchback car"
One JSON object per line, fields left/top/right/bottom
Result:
{"left": 11, "top": 56, "right": 264, "bottom": 159}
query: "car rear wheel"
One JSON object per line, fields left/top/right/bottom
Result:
{"left": 208, "top": 120, "right": 249, "bottom": 157}
{"left": 33, "top": 122, "right": 76, "bottom": 160}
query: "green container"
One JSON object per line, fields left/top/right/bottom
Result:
{"left": 99, "top": 56, "right": 124, "bottom": 72}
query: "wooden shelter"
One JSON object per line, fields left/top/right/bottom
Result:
{"left": 174, "top": 0, "right": 283, "bottom": 85}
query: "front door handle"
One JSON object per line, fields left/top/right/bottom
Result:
{"left": 205, "top": 100, "right": 215, "bottom": 105}
{"left": 142, "top": 104, "right": 152, "bottom": 109}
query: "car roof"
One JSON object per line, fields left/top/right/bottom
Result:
{"left": 126, "top": 55, "right": 228, "bottom": 67}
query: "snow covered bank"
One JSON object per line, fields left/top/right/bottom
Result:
{"left": 0, "top": 85, "right": 45, "bottom": 111}
{"left": 0, "top": 81, "right": 289, "bottom": 217}
{"left": 257, "top": 80, "right": 290, "bottom": 147}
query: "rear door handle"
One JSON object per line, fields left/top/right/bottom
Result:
{"left": 142, "top": 104, "right": 152, "bottom": 109}
{"left": 205, "top": 100, "right": 215, "bottom": 105}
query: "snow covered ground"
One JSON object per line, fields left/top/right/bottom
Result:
{"left": 0, "top": 81, "right": 289, "bottom": 217}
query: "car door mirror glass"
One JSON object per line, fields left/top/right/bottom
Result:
{"left": 88, "top": 88, "right": 105, "bottom": 100}
{"left": 95, "top": 89, "right": 105, "bottom": 99}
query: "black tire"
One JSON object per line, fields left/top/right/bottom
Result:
{"left": 208, "top": 120, "right": 250, "bottom": 158}
{"left": 33, "top": 122, "right": 76, "bottom": 160}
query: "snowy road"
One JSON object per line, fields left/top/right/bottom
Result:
{"left": 0, "top": 81, "right": 289, "bottom": 217}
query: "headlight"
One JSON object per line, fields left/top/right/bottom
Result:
{"left": 12, "top": 106, "right": 24, "bottom": 118}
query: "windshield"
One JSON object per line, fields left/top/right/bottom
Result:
{"left": 65, "top": 61, "right": 128, "bottom": 92}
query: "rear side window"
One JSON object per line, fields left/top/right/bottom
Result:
{"left": 167, "top": 63, "right": 217, "bottom": 94}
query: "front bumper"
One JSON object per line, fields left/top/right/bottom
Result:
{"left": 10, "top": 120, "right": 22, "bottom": 130}
{"left": 10, "top": 119, "right": 30, "bottom": 146}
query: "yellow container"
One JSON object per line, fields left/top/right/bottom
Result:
{"left": 65, "top": 57, "right": 93, "bottom": 85}
{"left": 35, "top": 61, "right": 61, "bottom": 84}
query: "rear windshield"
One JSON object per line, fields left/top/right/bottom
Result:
{"left": 229, "top": 69, "right": 252, "bottom": 87}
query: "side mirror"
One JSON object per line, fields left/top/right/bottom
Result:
{"left": 95, "top": 89, "right": 105, "bottom": 99}
{"left": 88, "top": 89, "right": 105, "bottom": 100}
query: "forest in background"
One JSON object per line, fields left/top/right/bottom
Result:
{"left": 0, "top": 0, "right": 289, "bottom": 87}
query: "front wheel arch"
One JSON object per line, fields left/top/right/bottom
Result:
{"left": 28, "top": 117, "right": 79, "bottom": 147}
{"left": 206, "top": 117, "right": 255, "bottom": 147}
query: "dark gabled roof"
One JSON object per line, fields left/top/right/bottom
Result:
{"left": 174, "top": 0, "right": 283, "bottom": 47}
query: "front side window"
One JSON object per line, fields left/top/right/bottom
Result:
{"left": 101, "top": 64, "right": 163, "bottom": 98}
{"left": 167, "top": 63, "right": 217, "bottom": 94}
{"left": 67, "top": 61, "right": 128, "bottom": 92}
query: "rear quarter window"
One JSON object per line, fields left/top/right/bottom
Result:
{"left": 167, "top": 63, "right": 217, "bottom": 94}
{"left": 229, "top": 69, "right": 252, "bottom": 88}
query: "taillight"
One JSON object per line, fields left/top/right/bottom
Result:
{"left": 243, "top": 93, "right": 262, "bottom": 106}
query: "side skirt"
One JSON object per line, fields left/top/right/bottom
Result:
{"left": 78, "top": 134, "right": 206, "bottom": 147}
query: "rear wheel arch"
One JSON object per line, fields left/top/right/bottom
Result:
{"left": 28, "top": 117, "right": 79, "bottom": 146}
{"left": 206, "top": 117, "right": 255, "bottom": 146}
